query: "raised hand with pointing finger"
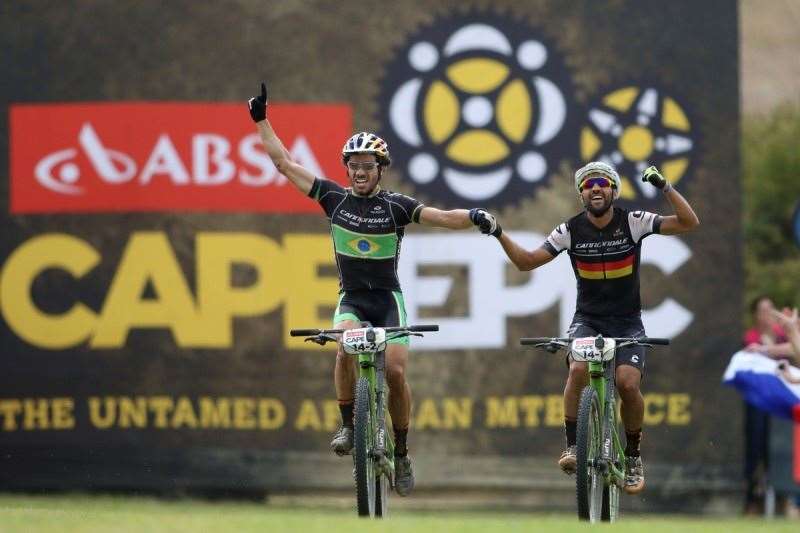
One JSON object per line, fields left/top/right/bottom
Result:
{"left": 248, "top": 82, "right": 268, "bottom": 123}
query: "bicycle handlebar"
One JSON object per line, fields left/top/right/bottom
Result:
{"left": 520, "top": 336, "right": 670, "bottom": 346}
{"left": 289, "top": 324, "right": 439, "bottom": 337}
{"left": 520, "top": 337, "right": 564, "bottom": 345}
{"left": 290, "top": 329, "right": 323, "bottom": 337}
{"left": 409, "top": 324, "right": 439, "bottom": 332}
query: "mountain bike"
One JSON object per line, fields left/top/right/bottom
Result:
{"left": 290, "top": 323, "right": 439, "bottom": 518}
{"left": 520, "top": 334, "right": 669, "bottom": 522}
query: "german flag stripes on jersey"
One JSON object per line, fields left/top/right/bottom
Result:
{"left": 542, "top": 208, "right": 661, "bottom": 316}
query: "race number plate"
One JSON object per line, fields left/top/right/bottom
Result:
{"left": 570, "top": 336, "right": 616, "bottom": 362}
{"left": 342, "top": 327, "right": 387, "bottom": 355}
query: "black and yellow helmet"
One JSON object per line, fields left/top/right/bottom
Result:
{"left": 342, "top": 132, "right": 391, "bottom": 167}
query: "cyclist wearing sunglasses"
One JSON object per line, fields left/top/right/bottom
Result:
{"left": 248, "top": 83, "right": 484, "bottom": 497}
{"left": 472, "top": 160, "right": 699, "bottom": 495}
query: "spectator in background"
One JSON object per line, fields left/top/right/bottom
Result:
{"left": 770, "top": 306, "right": 800, "bottom": 519}
{"left": 773, "top": 307, "right": 800, "bottom": 383}
{"left": 742, "top": 296, "right": 795, "bottom": 515}
{"left": 744, "top": 297, "right": 794, "bottom": 359}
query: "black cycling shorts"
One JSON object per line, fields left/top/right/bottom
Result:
{"left": 566, "top": 312, "right": 646, "bottom": 372}
{"left": 333, "top": 289, "right": 408, "bottom": 345}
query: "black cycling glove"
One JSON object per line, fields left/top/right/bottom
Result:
{"left": 469, "top": 208, "right": 502, "bottom": 238}
{"left": 248, "top": 82, "right": 268, "bottom": 123}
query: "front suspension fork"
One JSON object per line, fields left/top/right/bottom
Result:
{"left": 365, "top": 349, "right": 394, "bottom": 478}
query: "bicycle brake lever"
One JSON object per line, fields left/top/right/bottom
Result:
{"left": 545, "top": 344, "right": 560, "bottom": 353}
{"left": 387, "top": 332, "right": 422, "bottom": 341}
{"left": 306, "top": 335, "right": 340, "bottom": 345}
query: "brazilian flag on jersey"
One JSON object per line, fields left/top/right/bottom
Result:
{"left": 332, "top": 225, "right": 398, "bottom": 259}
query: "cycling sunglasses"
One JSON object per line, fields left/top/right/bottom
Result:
{"left": 347, "top": 161, "right": 379, "bottom": 171}
{"left": 580, "top": 176, "right": 614, "bottom": 190}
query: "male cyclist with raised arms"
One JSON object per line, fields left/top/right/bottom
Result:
{"left": 472, "top": 161, "right": 699, "bottom": 495}
{"left": 248, "top": 83, "right": 485, "bottom": 497}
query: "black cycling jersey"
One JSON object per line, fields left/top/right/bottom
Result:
{"left": 543, "top": 207, "right": 662, "bottom": 317}
{"left": 308, "top": 178, "right": 425, "bottom": 291}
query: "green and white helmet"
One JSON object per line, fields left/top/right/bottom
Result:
{"left": 341, "top": 132, "right": 391, "bottom": 167}
{"left": 574, "top": 161, "right": 621, "bottom": 199}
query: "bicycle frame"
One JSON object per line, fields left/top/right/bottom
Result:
{"left": 587, "top": 356, "right": 626, "bottom": 506}
{"left": 356, "top": 340, "right": 394, "bottom": 475}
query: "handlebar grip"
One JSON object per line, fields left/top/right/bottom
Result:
{"left": 290, "top": 329, "right": 321, "bottom": 336}
{"left": 409, "top": 324, "right": 439, "bottom": 332}
{"left": 520, "top": 337, "right": 558, "bottom": 345}
{"left": 642, "top": 337, "right": 670, "bottom": 345}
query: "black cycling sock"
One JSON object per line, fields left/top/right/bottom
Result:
{"left": 625, "top": 429, "right": 642, "bottom": 457}
{"left": 393, "top": 426, "right": 408, "bottom": 457}
{"left": 565, "top": 418, "right": 577, "bottom": 447}
{"left": 339, "top": 401, "right": 354, "bottom": 429}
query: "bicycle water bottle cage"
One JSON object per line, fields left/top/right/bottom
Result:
{"left": 342, "top": 327, "right": 387, "bottom": 355}
{"left": 570, "top": 336, "right": 617, "bottom": 362}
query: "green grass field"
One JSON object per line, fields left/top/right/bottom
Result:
{"left": 0, "top": 494, "right": 796, "bottom": 533}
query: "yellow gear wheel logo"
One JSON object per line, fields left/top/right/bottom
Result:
{"left": 580, "top": 86, "right": 696, "bottom": 201}
{"left": 379, "top": 15, "right": 576, "bottom": 208}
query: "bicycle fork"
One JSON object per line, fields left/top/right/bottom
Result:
{"left": 588, "top": 361, "right": 625, "bottom": 488}
{"left": 361, "top": 349, "right": 394, "bottom": 483}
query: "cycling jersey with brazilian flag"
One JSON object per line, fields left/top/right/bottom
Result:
{"left": 308, "top": 177, "right": 425, "bottom": 291}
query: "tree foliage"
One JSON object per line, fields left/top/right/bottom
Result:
{"left": 742, "top": 103, "right": 800, "bottom": 312}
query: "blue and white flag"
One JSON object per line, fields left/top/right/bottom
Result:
{"left": 723, "top": 351, "right": 800, "bottom": 420}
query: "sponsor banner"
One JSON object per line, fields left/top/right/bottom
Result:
{"left": 0, "top": 392, "right": 691, "bottom": 435}
{"left": 0, "top": 231, "right": 693, "bottom": 351}
{"left": 380, "top": 14, "right": 577, "bottom": 209}
{"left": 0, "top": 228, "right": 699, "bottom": 463}
{"left": 10, "top": 103, "right": 351, "bottom": 213}
{"left": 378, "top": 15, "right": 700, "bottom": 209}
{"left": 1, "top": 0, "right": 740, "bottom": 497}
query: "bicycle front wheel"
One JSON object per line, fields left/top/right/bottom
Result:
{"left": 576, "top": 386, "right": 604, "bottom": 522}
{"left": 354, "top": 377, "right": 376, "bottom": 517}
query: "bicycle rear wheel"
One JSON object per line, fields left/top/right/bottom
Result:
{"left": 576, "top": 386, "right": 603, "bottom": 522}
{"left": 354, "top": 377, "right": 376, "bottom": 517}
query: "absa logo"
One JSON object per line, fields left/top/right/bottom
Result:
{"left": 10, "top": 103, "right": 351, "bottom": 213}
